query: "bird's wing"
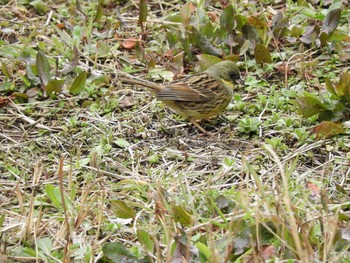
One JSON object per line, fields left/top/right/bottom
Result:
{"left": 156, "top": 73, "right": 218, "bottom": 102}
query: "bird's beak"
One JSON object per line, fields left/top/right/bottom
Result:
{"left": 236, "top": 78, "right": 244, "bottom": 86}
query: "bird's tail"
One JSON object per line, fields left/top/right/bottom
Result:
{"left": 119, "top": 76, "right": 162, "bottom": 92}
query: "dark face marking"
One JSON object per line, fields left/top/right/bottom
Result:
{"left": 228, "top": 71, "right": 241, "bottom": 83}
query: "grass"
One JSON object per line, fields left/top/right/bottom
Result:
{"left": 1, "top": 0, "right": 350, "bottom": 262}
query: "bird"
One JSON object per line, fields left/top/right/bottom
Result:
{"left": 119, "top": 60, "right": 241, "bottom": 134}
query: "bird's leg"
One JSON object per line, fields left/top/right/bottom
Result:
{"left": 189, "top": 118, "right": 209, "bottom": 135}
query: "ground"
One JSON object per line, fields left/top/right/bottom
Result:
{"left": 1, "top": 0, "right": 350, "bottom": 262}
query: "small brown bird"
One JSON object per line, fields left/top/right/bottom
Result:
{"left": 120, "top": 61, "right": 241, "bottom": 133}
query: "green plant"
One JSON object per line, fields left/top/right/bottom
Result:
{"left": 237, "top": 117, "right": 261, "bottom": 135}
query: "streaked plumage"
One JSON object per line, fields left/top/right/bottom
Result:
{"left": 120, "top": 61, "right": 241, "bottom": 133}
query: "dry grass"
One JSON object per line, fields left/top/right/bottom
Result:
{"left": 1, "top": 0, "right": 350, "bottom": 262}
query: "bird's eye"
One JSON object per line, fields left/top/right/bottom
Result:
{"left": 229, "top": 71, "right": 240, "bottom": 82}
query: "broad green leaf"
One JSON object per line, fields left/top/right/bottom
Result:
{"left": 290, "top": 26, "right": 303, "bottom": 37}
{"left": 135, "top": 40, "right": 145, "bottom": 60}
{"left": 247, "top": 16, "right": 267, "bottom": 30}
{"left": 75, "top": 157, "right": 90, "bottom": 168}
{"left": 102, "top": 242, "right": 134, "bottom": 262}
{"left": 325, "top": 78, "right": 337, "bottom": 97}
{"left": 139, "top": 0, "right": 148, "bottom": 24}
{"left": 148, "top": 67, "right": 174, "bottom": 82}
{"left": 45, "top": 184, "right": 62, "bottom": 209}
{"left": 70, "top": 71, "right": 87, "bottom": 95}
{"left": 196, "top": 242, "right": 211, "bottom": 260}
{"left": 335, "top": 71, "right": 350, "bottom": 102}
{"left": 36, "top": 51, "right": 50, "bottom": 85}
{"left": 172, "top": 205, "right": 193, "bottom": 226}
{"left": 94, "top": 4, "right": 103, "bottom": 22}
{"left": 296, "top": 94, "right": 328, "bottom": 118}
{"left": 190, "top": 26, "right": 221, "bottom": 56}
{"left": 30, "top": 0, "right": 48, "bottom": 15}
{"left": 319, "top": 31, "right": 328, "bottom": 47}
{"left": 0, "top": 43, "right": 21, "bottom": 58}
{"left": 0, "top": 214, "right": 4, "bottom": 227}
{"left": 220, "top": 4, "right": 236, "bottom": 34}
{"left": 318, "top": 110, "right": 342, "bottom": 122}
{"left": 328, "top": 29, "right": 350, "bottom": 42}
{"left": 110, "top": 200, "right": 135, "bottom": 219}
{"left": 222, "top": 156, "right": 235, "bottom": 169}
{"left": 45, "top": 184, "right": 73, "bottom": 211}
{"left": 148, "top": 154, "right": 159, "bottom": 164}
{"left": 54, "top": 27, "right": 73, "bottom": 45}
{"left": 165, "top": 31, "right": 178, "bottom": 48}
{"left": 114, "top": 138, "right": 130, "bottom": 148}
{"left": 322, "top": 8, "right": 341, "bottom": 34}
{"left": 45, "top": 79, "right": 64, "bottom": 96}
{"left": 22, "top": 247, "right": 37, "bottom": 257}
{"left": 137, "top": 229, "right": 154, "bottom": 252}
{"left": 72, "top": 26, "right": 83, "bottom": 42}
{"left": 239, "top": 39, "right": 250, "bottom": 56}
{"left": 272, "top": 12, "right": 289, "bottom": 37}
{"left": 11, "top": 92, "right": 28, "bottom": 102}
{"left": 1, "top": 62, "right": 11, "bottom": 78}
{"left": 254, "top": 44, "right": 272, "bottom": 64}
{"left": 96, "top": 40, "right": 110, "bottom": 56}
{"left": 242, "top": 24, "right": 260, "bottom": 49}
{"left": 37, "top": 237, "right": 52, "bottom": 255}
{"left": 180, "top": 2, "right": 193, "bottom": 26}
{"left": 300, "top": 25, "right": 320, "bottom": 44}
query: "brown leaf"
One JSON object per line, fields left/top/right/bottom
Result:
{"left": 207, "top": 12, "right": 218, "bottom": 22}
{"left": 274, "top": 62, "right": 292, "bottom": 75}
{"left": 56, "top": 23, "right": 66, "bottom": 29}
{"left": 119, "top": 98, "right": 134, "bottom": 108}
{"left": 261, "top": 245, "right": 276, "bottom": 260}
{"left": 247, "top": 16, "right": 267, "bottom": 30}
{"left": 0, "top": 96, "right": 11, "bottom": 107}
{"left": 155, "top": 200, "right": 166, "bottom": 220}
{"left": 312, "top": 121, "right": 344, "bottom": 139}
{"left": 121, "top": 38, "right": 137, "bottom": 50}
{"left": 307, "top": 181, "right": 320, "bottom": 196}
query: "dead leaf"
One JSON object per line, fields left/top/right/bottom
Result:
{"left": 121, "top": 38, "right": 137, "bottom": 50}
{"left": 207, "top": 12, "right": 218, "bottom": 22}
{"left": 261, "top": 245, "right": 276, "bottom": 260}
{"left": 0, "top": 96, "right": 11, "bottom": 107}
{"left": 56, "top": 23, "right": 66, "bottom": 29}
{"left": 307, "top": 181, "right": 320, "bottom": 196}
{"left": 274, "top": 62, "right": 292, "bottom": 75}
{"left": 119, "top": 98, "right": 134, "bottom": 108}
{"left": 312, "top": 121, "right": 344, "bottom": 139}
